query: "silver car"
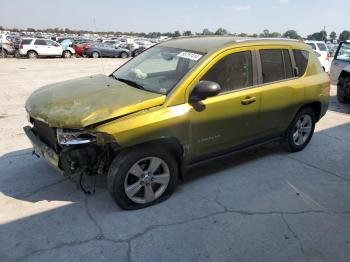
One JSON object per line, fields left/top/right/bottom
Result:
{"left": 330, "top": 41, "right": 350, "bottom": 103}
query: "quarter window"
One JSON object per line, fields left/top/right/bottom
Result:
{"left": 293, "top": 50, "right": 309, "bottom": 76}
{"left": 317, "top": 43, "right": 327, "bottom": 51}
{"left": 307, "top": 43, "right": 316, "bottom": 50}
{"left": 201, "top": 51, "right": 253, "bottom": 93}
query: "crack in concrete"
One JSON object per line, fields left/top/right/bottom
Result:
{"left": 281, "top": 213, "right": 311, "bottom": 262}
{"left": 22, "top": 206, "right": 350, "bottom": 261}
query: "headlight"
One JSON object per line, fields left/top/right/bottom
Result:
{"left": 57, "top": 128, "right": 96, "bottom": 145}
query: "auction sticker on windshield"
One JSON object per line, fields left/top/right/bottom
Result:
{"left": 177, "top": 51, "right": 202, "bottom": 61}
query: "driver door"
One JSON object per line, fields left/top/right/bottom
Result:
{"left": 188, "top": 49, "right": 262, "bottom": 159}
{"left": 46, "top": 40, "right": 63, "bottom": 56}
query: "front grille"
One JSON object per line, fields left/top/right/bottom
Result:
{"left": 33, "top": 120, "right": 58, "bottom": 151}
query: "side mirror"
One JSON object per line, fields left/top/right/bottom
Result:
{"left": 189, "top": 81, "right": 221, "bottom": 102}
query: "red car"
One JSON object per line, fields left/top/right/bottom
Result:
{"left": 73, "top": 41, "right": 95, "bottom": 57}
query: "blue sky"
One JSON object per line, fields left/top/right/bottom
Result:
{"left": 1, "top": 0, "right": 349, "bottom": 37}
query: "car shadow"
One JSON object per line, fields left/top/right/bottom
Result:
{"left": 328, "top": 94, "right": 350, "bottom": 114}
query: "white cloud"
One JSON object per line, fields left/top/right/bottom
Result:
{"left": 278, "top": 0, "right": 289, "bottom": 2}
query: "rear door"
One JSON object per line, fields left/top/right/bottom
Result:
{"left": 330, "top": 42, "right": 350, "bottom": 84}
{"left": 257, "top": 47, "right": 304, "bottom": 136}
{"left": 33, "top": 39, "right": 48, "bottom": 55}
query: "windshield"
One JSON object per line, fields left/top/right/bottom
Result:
{"left": 111, "top": 46, "right": 205, "bottom": 94}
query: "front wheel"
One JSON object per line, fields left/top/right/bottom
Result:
{"left": 62, "top": 50, "right": 72, "bottom": 58}
{"left": 107, "top": 146, "right": 179, "bottom": 210}
{"left": 283, "top": 108, "right": 316, "bottom": 152}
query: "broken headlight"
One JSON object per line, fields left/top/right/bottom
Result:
{"left": 57, "top": 128, "right": 96, "bottom": 145}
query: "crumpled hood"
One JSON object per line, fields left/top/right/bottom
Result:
{"left": 25, "top": 74, "right": 165, "bottom": 128}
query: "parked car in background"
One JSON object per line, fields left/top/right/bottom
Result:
{"left": 102, "top": 39, "right": 121, "bottom": 48}
{"left": 19, "top": 38, "right": 76, "bottom": 58}
{"left": 24, "top": 38, "right": 329, "bottom": 209}
{"left": 330, "top": 41, "right": 350, "bottom": 103}
{"left": 83, "top": 43, "right": 130, "bottom": 58}
{"left": 0, "top": 34, "right": 16, "bottom": 57}
{"left": 73, "top": 41, "right": 95, "bottom": 57}
{"left": 314, "top": 51, "right": 330, "bottom": 73}
{"left": 305, "top": 40, "right": 329, "bottom": 59}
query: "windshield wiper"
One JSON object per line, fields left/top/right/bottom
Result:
{"left": 110, "top": 75, "right": 145, "bottom": 90}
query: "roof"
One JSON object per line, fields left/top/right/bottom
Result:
{"left": 159, "top": 36, "right": 308, "bottom": 53}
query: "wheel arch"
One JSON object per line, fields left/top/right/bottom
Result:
{"left": 298, "top": 101, "right": 322, "bottom": 122}
{"left": 27, "top": 49, "right": 38, "bottom": 55}
{"left": 117, "top": 137, "right": 185, "bottom": 180}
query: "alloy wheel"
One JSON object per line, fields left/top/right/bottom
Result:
{"left": 124, "top": 157, "right": 170, "bottom": 204}
{"left": 292, "top": 114, "right": 313, "bottom": 146}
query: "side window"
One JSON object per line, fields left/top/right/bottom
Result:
{"left": 335, "top": 42, "right": 350, "bottom": 61}
{"left": 34, "top": 39, "right": 47, "bottom": 45}
{"left": 293, "top": 50, "right": 309, "bottom": 76}
{"left": 22, "top": 39, "right": 32, "bottom": 45}
{"left": 45, "top": 40, "right": 59, "bottom": 46}
{"left": 316, "top": 43, "right": 327, "bottom": 51}
{"left": 201, "top": 51, "right": 253, "bottom": 93}
{"left": 260, "top": 49, "right": 285, "bottom": 83}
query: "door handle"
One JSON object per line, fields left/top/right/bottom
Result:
{"left": 241, "top": 96, "right": 256, "bottom": 105}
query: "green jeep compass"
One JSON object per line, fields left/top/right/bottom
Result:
{"left": 24, "top": 37, "right": 330, "bottom": 209}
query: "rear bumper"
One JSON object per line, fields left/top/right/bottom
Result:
{"left": 24, "top": 126, "right": 63, "bottom": 174}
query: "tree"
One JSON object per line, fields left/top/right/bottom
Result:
{"left": 202, "top": 28, "right": 212, "bottom": 35}
{"left": 270, "top": 32, "right": 281, "bottom": 38}
{"left": 0, "top": 26, "right": 3, "bottom": 31}
{"left": 27, "top": 27, "right": 36, "bottom": 32}
{"left": 329, "top": 31, "right": 337, "bottom": 40}
{"left": 173, "top": 30, "right": 181, "bottom": 37}
{"left": 238, "top": 33, "right": 248, "bottom": 37}
{"left": 215, "top": 28, "right": 228, "bottom": 35}
{"left": 183, "top": 30, "right": 192, "bottom": 36}
{"left": 283, "top": 30, "right": 300, "bottom": 39}
{"left": 339, "top": 30, "right": 350, "bottom": 41}
{"left": 320, "top": 30, "right": 327, "bottom": 41}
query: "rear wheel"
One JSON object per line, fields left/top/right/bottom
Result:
{"left": 107, "top": 146, "right": 179, "bottom": 210}
{"left": 283, "top": 107, "right": 316, "bottom": 152}
{"left": 337, "top": 76, "right": 350, "bottom": 104}
{"left": 62, "top": 50, "right": 72, "bottom": 58}
{"left": 91, "top": 51, "right": 100, "bottom": 58}
{"left": 27, "top": 50, "right": 38, "bottom": 59}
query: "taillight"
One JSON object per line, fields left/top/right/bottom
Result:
{"left": 19, "top": 42, "right": 23, "bottom": 49}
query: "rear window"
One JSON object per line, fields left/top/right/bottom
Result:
{"left": 293, "top": 50, "right": 309, "bottom": 77}
{"left": 317, "top": 43, "right": 327, "bottom": 51}
{"left": 22, "top": 39, "right": 32, "bottom": 45}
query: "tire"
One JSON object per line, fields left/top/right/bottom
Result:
{"left": 107, "top": 145, "right": 179, "bottom": 210}
{"left": 27, "top": 50, "right": 38, "bottom": 59}
{"left": 337, "top": 76, "right": 350, "bottom": 104}
{"left": 14, "top": 50, "right": 21, "bottom": 58}
{"left": 62, "top": 50, "right": 72, "bottom": 58}
{"left": 91, "top": 51, "right": 100, "bottom": 58}
{"left": 1, "top": 49, "right": 8, "bottom": 58}
{"left": 133, "top": 49, "right": 139, "bottom": 57}
{"left": 283, "top": 107, "right": 316, "bottom": 152}
{"left": 120, "top": 52, "right": 128, "bottom": 59}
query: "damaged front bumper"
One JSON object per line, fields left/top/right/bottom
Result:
{"left": 23, "top": 126, "right": 63, "bottom": 174}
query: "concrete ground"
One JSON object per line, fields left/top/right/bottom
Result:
{"left": 0, "top": 58, "right": 350, "bottom": 262}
